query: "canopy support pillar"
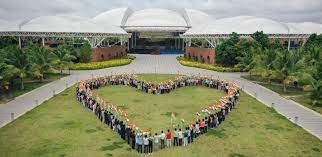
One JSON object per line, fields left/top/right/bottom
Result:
{"left": 18, "top": 36, "right": 21, "bottom": 49}
{"left": 42, "top": 37, "right": 45, "bottom": 46}
{"left": 287, "top": 38, "right": 291, "bottom": 51}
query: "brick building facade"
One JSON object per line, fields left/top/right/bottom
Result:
{"left": 76, "top": 46, "right": 127, "bottom": 62}
{"left": 185, "top": 46, "right": 215, "bottom": 64}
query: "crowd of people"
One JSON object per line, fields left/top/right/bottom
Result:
{"left": 76, "top": 74, "right": 240, "bottom": 154}
{"left": 79, "top": 74, "right": 233, "bottom": 95}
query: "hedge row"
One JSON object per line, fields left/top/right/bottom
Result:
{"left": 177, "top": 56, "right": 242, "bottom": 72}
{"left": 70, "top": 56, "right": 135, "bottom": 70}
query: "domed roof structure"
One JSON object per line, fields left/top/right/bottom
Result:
{"left": 93, "top": 7, "right": 133, "bottom": 27}
{"left": 0, "top": 7, "right": 321, "bottom": 38}
{"left": 123, "top": 8, "right": 189, "bottom": 32}
{"left": 21, "top": 15, "right": 127, "bottom": 34}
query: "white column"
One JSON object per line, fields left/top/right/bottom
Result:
{"left": 42, "top": 37, "right": 45, "bottom": 46}
{"left": 287, "top": 38, "right": 291, "bottom": 51}
{"left": 18, "top": 36, "right": 21, "bottom": 49}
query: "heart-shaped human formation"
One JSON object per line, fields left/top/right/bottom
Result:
{"left": 76, "top": 74, "right": 240, "bottom": 154}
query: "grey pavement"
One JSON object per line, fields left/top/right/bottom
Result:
{"left": 1, "top": 54, "right": 321, "bottom": 140}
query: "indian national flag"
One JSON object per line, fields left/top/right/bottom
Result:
{"left": 220, "top": 97, "right": 228, "bottom": 103}
{"left": 171, "top": 112, "right": 176, "bottom": 119}
{"left": 202, "top": 109, "right": 211, "bottom": 115}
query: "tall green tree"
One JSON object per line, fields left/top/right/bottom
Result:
{"left": 0, "top": 49, "right": 19, "bottom": 91}
{"left": 272, "top": 49, "right": 306, "bottom": 92}
{"left": 0, "top": 36, "right": 18, "bottom": 49}
{"left": 2, "top": 46, "right": 30, "bottom": 90}
{"left": 251, "top": 31, "right": 270, "bottom": 49}
{"left": 53, "top": 44, "right": 76, "bottom": 76}
{"left": 215, "top": 32, "right": 242, "bottom": 66}
{"left": 26, "top": 44, "right": 56, "bottom": 81}
{"left": 79, "top": 43, "right": 92, "bottom": 63}
{"left": 236, "top": 39, "right": 261, "bottom": 70}
{"left": 304, "top": 34, "right": 322, "bottom": 49}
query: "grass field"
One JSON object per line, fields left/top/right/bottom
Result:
{"left": 242, "top": 75, "right": 321, "bottom": 114}
{"left": 95, "top": 86, "right": 222, "bottom": 132}
{"left": 0, "top": 74, "right": 321, "bottom": 157}
{"left": 0, "top": 73, "right": 68, "bottom": 104}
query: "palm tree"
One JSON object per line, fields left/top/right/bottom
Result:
{"left": 2, "top": 46, "right": 29, "bottom": 90}
{"left": 272, "top": 49, "right": 306, "bottom": 92}
{"left": 26, "top": 44, "right": 56, "bottom": 81}
{"left": 53, "top": 44, "right": 76, "bottom": 76}
{"left": 0, "top": 62, "right": 19, "bottom": 91}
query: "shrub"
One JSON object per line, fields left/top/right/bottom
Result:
{"left": 70, "top": 55, "right": 135, "bottom": 70}
{"left": 177, "top": 56, "right": 242, "bottom": 72}
{"left": 79, "top": 43, "right": 92, "bottom": 63}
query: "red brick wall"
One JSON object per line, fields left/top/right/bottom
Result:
{"left": 91, "top": 46, "right": 127, "bottom": 62}
{"left": 76, "top": 46, "right": 127, "bottom": 62}
{"left": 185, "top": 47, "right": 215, "bottom": 64}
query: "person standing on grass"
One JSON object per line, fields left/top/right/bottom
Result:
{"left": 173, "top": 128, "right": 178, "bottom": 146}
{"left": 166, "top": 129, "right": 172, "bottom": 147}
{"left": 178, "top": 128, "right": 183, "bottom": 146}
{"left": 191, "top": 124, "right": 195, "bottom": 143}
{"left": 148, "top": 133, "right": 153, "bottom": 154}
{"left": 154, "top": 133, "right": 160, "bottom": 151}
{"left": 143, "top": 134, "right": 149, "bottom": 154}
{"left": 184, "top": 127, "right": 189, "bottom": 146}
{"left": 135, "top": 133, "right": 141, "bottom": 153}
{"left": 131, "top": 130, "right": 136, "bottom": 149}
{"left": 195, "top": 122, "right": 200, "bottom": 137}
{"left": 160, "top": 130, "right": 166, "bottom": 149}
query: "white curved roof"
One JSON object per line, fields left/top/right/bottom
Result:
{"left": 122, "top": 8, "right": 190, "bottom": 32}
{"left": 238, "top": 17, "right": 289, "bottom": 34}
{"left": 20, "top": 15, "right": 127, "bottom": 34}
{"left": 286, "top": 22, "right": 322, "bottom": 34}
{"left": 0, "top": 19, "right": 20, "bottom": 31}
{"left": 93, "top": 7, "right": 132, "bottom": 26}
{"left": 0, "top": 8, "right": 321, "bottom": 37}
{"left": 184, "top": 8, "right": 212, "bottom": 27}
{"left": 183, "top": 15, "right": 322, "bottom": 36}
{"left": 125, "top": 8, "right": 188, "bottom": 27}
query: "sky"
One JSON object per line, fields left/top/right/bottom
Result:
{"left": 0, "top": 0, "right": 322, "bottom": 23}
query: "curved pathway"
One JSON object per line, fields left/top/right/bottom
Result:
{"left": 0, "top": 54, "right": 321, "bottom": 140}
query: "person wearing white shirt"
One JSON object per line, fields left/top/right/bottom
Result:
{"left": 173, "top": 128, "right": 178, "bottom": 146}
{"left": 178, "top": 128, "right": 183, "bottom": 146}
{"left": 143, "top": 135, "right": 149, "bottom": 154}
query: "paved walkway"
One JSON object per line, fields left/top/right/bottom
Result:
{"left": 1, "top": 54, "right": 321, "bottom": 140}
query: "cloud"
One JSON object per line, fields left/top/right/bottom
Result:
{"left": 0, "top": 0, "right": 321, "bottom": 23}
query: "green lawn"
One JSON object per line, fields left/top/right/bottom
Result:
{"left": 0, "top": 74, "right": 321, "bottom": 157}
{"left": 291, "top": 95, "right": 322, "bottom": 114}
{"left": 242, "top": 75, "right": 321, "bottom": 114}
{"left": 257, "top": 83, "right": 308, "bottom": 96}
{"left": 95, "top": 86, "right": 221, "bottom": 132}
{"left": 0, "top": 73, "right": 68, "bottom": 104}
